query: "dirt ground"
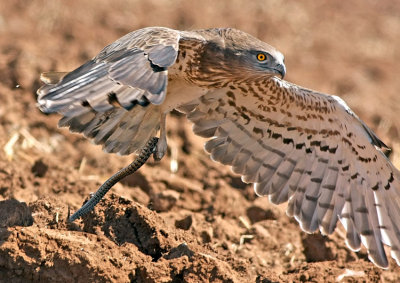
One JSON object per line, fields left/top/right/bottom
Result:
{"left": 0, "top": 0, "right": 400, "bottom": 282}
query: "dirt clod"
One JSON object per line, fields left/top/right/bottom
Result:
{"left": 175, "top": 215, "right": 193, "bottom": 230}
{"left": 31, "top": 159, "right": 48, "bottom": 177}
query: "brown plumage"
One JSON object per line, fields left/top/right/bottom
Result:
{"left": 37, "top": 27, "right": 400, "bottom": 268}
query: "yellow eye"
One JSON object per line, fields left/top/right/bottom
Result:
{"left": 257, "top": 53, "right": 266, "bottom": 61}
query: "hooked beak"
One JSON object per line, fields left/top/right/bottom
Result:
{"left": 273, "top": 63, "right": 286, "bottom": 79}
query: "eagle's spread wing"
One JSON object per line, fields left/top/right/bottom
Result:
{"left": 37, "top": 27, "right": 181, "bottom": 155}
{"left": 181, "top": 76, "right": 400, "bottom": 268}
{"left": 37, "top": 27, "right": 180, "bottom": 115}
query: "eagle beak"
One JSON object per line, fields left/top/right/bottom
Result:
{"left": 274, "top": 63, "right": 286, "bottom": 79}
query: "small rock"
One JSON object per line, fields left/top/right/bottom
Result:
{"left": 302, "top": 234, "right": 334, "bottom": 262}
{"left": 246, "top": 206, "right": 277, "bottom": 224}
{"left": 175, "top": 215, "right": 193, "bottom": 230}
{"left": 299, "top": 272, "right": 310, "bottom": 282}
{"left": 200, "top": 229, "right": 212, "bottom": 244}
{"left": 164, "top": 242, "right": 194, "bottom": 259}
{"left": 31, "top": 159, "right": 48, "bottom": 178}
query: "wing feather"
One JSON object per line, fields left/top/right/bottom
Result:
{"left": 38, "top": 27, "right": 181, "bottom": 155}
{"left": 38, "top": 27, "right": 180, "bottom": 113}
{"left": 184, "top": 76, "right": 400, "bottom": 268}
